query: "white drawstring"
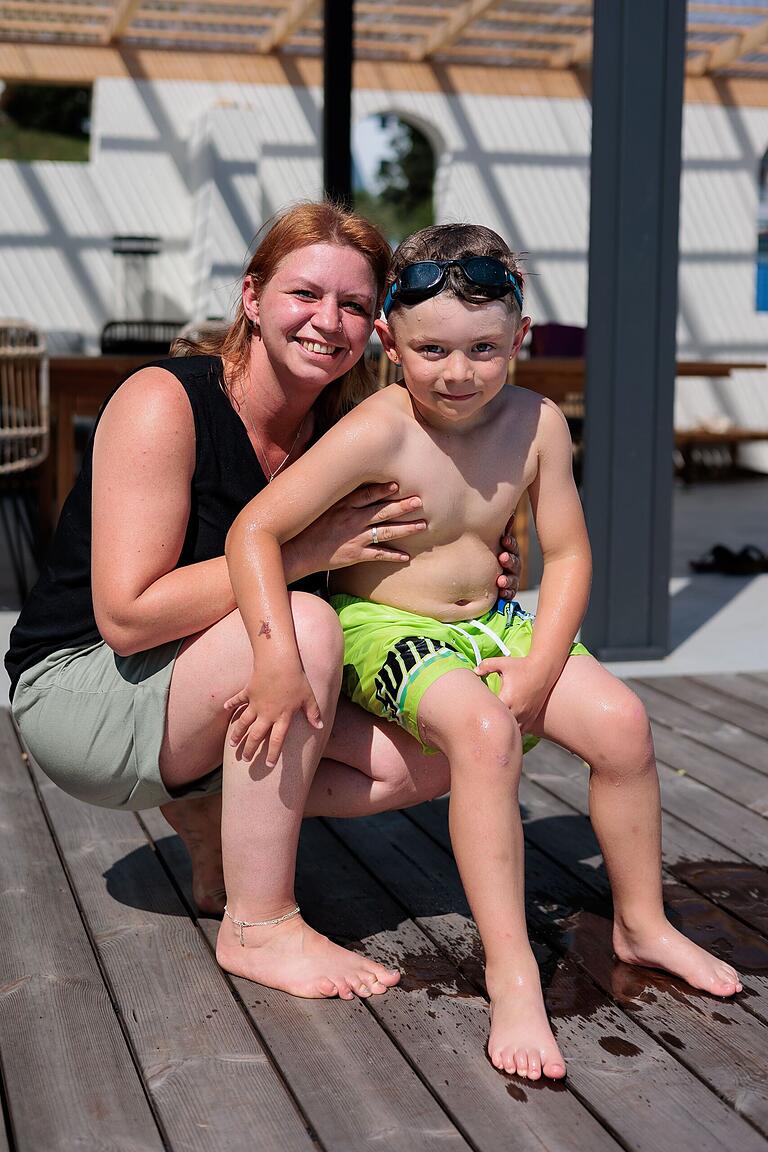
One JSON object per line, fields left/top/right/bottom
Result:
{"left": 467, "top": 614, "right": 512, "bottom": 657}
{"left": 443, "top": 611, "right": 512, "bottom": 664}
{"left": 443, "top": 622, "right": 482, "bottom": 664}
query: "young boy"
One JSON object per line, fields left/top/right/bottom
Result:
{"left": 225, "top": 224, "right": 742, "bottom": 1081}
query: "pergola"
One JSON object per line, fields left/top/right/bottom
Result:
{"left": 0, "top": 1, "right": 765, "bottom": 78}
{"left": 1, "top": 1, "right": 742, "bottom": 659}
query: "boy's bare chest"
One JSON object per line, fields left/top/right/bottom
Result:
{"left": 391, "top": 417, "right": 535, "bottom": 543}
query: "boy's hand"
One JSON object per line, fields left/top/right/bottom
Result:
{"left": 496, "top": 513, "right": 521, "bottom": 601}
{"left": 474, "top": 655, "right": 549, "bottom": 732}
{"left": 224, "top": 664, "right": 323, "bottom": 766}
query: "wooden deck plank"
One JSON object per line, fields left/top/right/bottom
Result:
{"left": 300, "top": 819, "right": 625, "bottom": 1152}
{"left": 693, "top": 673, "right": 768, "bottom": 714}
{"left": 140, "top": 809, "right": 476, "bottom": 1152}
{"left": 525, "top": 724, "right": 768, "bottom": 869}
{"left": 523, "top": 740, "right": 768, "bottom": 948}
{"left": 144, "top": 810, "right": 619, "bottom": 1152}
{"left": 630, "top": 679, "right": 768, "bottom": 776}
{"left": 639, "top": 675, "right": 768, "bottom": 741}
{"left": 654, "top": 761, "right": 768, "bottom": 867}
{"left": 406, "top": 801, "right": 768, "bottom": 1138}
{"left": 649, "top": 721, "right": 768, "bottom": 815}
{"left": 29, "top": 762, "right": 317, "bottom": 1152}
{"left": 0, "top": 712, "right": 165, "bottom": 1152}
{"left": 518, "top": 752, "right": 768, "bottom": 1027}
{"left": 335, "top": 808, "right": 768, "bottom": 1152}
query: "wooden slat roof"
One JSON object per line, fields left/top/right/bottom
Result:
{"left": 2, "top": 1, "right": 768, "bottom": 78}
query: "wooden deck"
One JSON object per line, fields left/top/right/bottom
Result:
{"left": 2, "top": 671, "right": 768, "bottom": 1152}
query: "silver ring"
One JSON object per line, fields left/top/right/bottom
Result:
{"left": 370, "top": 525, "right": 379, "bottom": 546}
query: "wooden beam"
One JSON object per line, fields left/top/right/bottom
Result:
{"left": 0, "top": 1, "right": 110, "bottom": 14}
{"left": 259, "top": 0, "right": 317, "bottom": 53}
{"left": 548, "top": 27, "right": 592, "bottom": 68}
{"left": 130, "top": 9, "right": 273, "bottom": 28}
{"left": 687, "top": 16, "right": 768, "bottom": 75}
{"left": 409, "top": 0, "right": 499, "bottom": 61}
{"left": 102, "top": 0, "right": 143, "bottom": 43}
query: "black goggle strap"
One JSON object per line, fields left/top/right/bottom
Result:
{"left": 383, "top": 258, "right": 523, "bottom": 317}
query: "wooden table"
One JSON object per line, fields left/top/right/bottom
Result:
{"left": 512, "top": 357, "right": 768, "bottom": 403}
{"left": 46, "top": 354, "right": 767, "bottom": 571}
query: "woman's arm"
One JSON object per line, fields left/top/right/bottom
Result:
{"left": 91, "top": 370, "right": 424, "bottom": 656}
{"left": 91, "top": 368, "right": 236, "bottom": 656}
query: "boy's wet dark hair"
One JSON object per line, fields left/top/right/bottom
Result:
{"left": 386, "top": 223, "right": 525, "bottom": 319}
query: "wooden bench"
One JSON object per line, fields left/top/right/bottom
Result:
{"left": 674, "top": 427, "right": 768, "bottom": 484}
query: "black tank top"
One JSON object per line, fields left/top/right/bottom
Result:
{"left": 5, "top": 355, "right": 298, "bottom": 697}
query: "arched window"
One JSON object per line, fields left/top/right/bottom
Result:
{"left": 352, "top": 114, "right": 435, "bottom": 244}
{"left": 757, "top": 148, "right": 768, "bottom": 311}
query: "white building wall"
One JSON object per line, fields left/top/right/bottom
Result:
{"left": 0, "top": 75, "right": 767, "bottom": 464}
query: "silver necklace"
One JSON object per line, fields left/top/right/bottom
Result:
{"left": 242, "top": 400, "right": 306, "bottom": 483}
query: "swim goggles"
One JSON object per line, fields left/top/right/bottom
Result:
{"left": 382, "top": 256, "right": 524, "bottom": 318}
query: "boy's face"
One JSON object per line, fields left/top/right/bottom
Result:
{"left": 375, "top": 295, "right": 530, "bottom": 430}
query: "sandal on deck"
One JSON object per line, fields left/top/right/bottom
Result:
{"left": 689, "top": 544, "right": 767, "bottom": 575}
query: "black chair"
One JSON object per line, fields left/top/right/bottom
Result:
{"left": 528, "top": 323, "right": 586, "bottom": 483}
{"left": 528, "top": 322, "right": 586, "bottom": 359}
{"left": 99, "top": 319, "right": 186, "bottom": 356}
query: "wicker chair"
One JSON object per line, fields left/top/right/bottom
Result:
{"left": 0, "top": 320, "right": 49, "bottom": 602}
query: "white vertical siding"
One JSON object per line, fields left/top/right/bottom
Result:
{"left": 1, "top": 75, "right": 767, "bottom": 466}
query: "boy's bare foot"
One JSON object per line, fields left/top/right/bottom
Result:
{"left": 160, "top": 794, "right": 226, "bottom": 916}
{"left": 613, "top": 919, "right": 742, "bottom": 997}
{"left": 216, "top": 912, "right": 401, "bottom": 999}
{"left": 486, "top": 957, "right": 566, "bottom": 1080}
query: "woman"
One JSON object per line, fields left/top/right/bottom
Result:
{"left": 6, "top": 202, "right": 519, "bottom": 999}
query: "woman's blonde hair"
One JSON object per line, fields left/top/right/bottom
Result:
{"left": 173, "top": 201, "right": 391, "bottom": 432}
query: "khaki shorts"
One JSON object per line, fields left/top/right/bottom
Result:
{"left": 11, "top": 640, "right": 222, "bottom": 811}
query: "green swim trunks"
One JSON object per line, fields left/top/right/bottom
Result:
{"left": 331, "top": 594, "right": 589, "bottom": 755}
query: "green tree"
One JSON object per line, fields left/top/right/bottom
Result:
{"left": 354, "top": 116, "right": 434, "bottom": 243}
{"left": 1, "top": 84, "right": 91, "bottom": 138}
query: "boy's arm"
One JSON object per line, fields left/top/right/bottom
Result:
{"left": 525, "top": 398, "right": 592, "bottom": 687}
{"left": 476, "top": 399, "right": 591, "bottom": 727}
{"left": 224, "top": 405, "right": 397, "bottom": 764}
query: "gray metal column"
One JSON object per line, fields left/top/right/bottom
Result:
{"left": 323, "top": 0, "right": 354, "bottom": 206}
{"left": 581, "top": 0, "right": 686, "bottom": 660}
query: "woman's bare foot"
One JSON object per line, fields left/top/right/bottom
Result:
{"left": 613, "top": 919, "right": 742, "bottom": 996}
{"left": 160, "top": 794, "right": 226, "bottom": 916}
{"left": 216, "top": 912, "right": 401, "bottom": 999}
{"left": 485, "top": 956, "right": 566, "bottom": 1080}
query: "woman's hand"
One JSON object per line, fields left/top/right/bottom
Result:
{"left": 474, "top": 655, "right": 549, "bottom": 733}
{"left": 283, "top": 482, "right": 427, "bottom": 579}
{"left": 496, "top": 513, "right": 522, "bottom": 601}
{"left": 224, "top": 663, "right": 324, "bottom": 766}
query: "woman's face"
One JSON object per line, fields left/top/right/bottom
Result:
{"left": 247, "top": 243, "right": 378, "bottom": 392}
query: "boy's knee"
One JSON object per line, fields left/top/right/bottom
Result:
{"left": 448, "top": 706, "right": 522, "bottom": 778}
{"left": 590, "top": 688, "right": 655, "bottom": 777}
{"left": 615, "top": 691, "right": 653, "bottom": 755}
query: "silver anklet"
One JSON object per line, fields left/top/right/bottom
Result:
{"left": 224, "top": 903, "right": 301, "bottom": 946}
